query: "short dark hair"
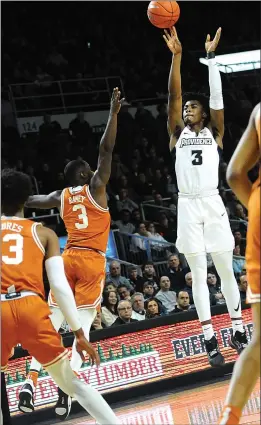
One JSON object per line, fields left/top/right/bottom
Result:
{"left": 142, "top": 261, "right": 154, "bottom": 272}
{"left": 63, "top": 159, "right": 90, "bottom": 186}
{"left": 182, "top": 92, "right": 210, "bottom": 125}
{"left": 2, "top": 169, "right": 32, "bottom": 215}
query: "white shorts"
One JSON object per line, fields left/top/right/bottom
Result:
{"left": 176, "top": 194, "right": 235, "bottom": 255}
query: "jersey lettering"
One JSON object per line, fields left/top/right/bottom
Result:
{"left": 191, "top": 150, "right": 203, "bottom": 165}
{"left": 73, "top": 204, "right": 89, "bottom": 229}
{"left": 2, "top": 233, "right": 23, "bottom": 265}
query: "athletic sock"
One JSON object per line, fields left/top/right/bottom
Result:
{"left": 232, "top": 319, "right": 244, "bottom": 335}
{"left": 26, "top": 371, "right": 38, "bottom": 389}
{"left": 202, "top": 324, "right": 215, "bottom": 341}
{"left": 219, "top": 405, "right": 241, "bottom": 425}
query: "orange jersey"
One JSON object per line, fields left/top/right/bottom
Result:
{"left": 60, "top": 185, "right": 110, "bottom": 253}
{"left": 1, "top": 217, "right": 45, "bottom": 297}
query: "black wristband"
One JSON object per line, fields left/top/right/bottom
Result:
{"left": 207, "top": 52, "right": 215, "bottom": 59}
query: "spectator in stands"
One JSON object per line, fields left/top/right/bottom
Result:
{"left": 118, "top": 175, "right": 138, "bottom": 201}
{"left": 101, "top": 291, "right": 119, "bottom": 327}
{"left": 207, "top": 272, "right": 225, "bottom": 305}
{"left": 128, "top": 266, "right": 144, "bottom": 292}
{"left": 183, "top": 272, "right": 194, "bottom": 305}
{"left": 114, "top": 209, "right": 135, "bottom": 234}
{"left": 131, "top": 293, "right": 146, "bottom": 321}
{"left": 25, "top": 165, "right": 39, "bottom": 195}
{"left": 117, "top": 283, "right": 132, "bottom": 301}
{"left": 147, "top": 222, "right": 168, "bottom": 245}
{"left": 131, "top": 208, "right": 142, "bottom": 228}
{"left": 233, "top": 230, "right": 246, "bottom": 256}
{"left": 142, "top": 282, "right": 155, "bottom": 300}
{"left": 155, "top": 276, "right": 176, "bottom": 313}
{"left": 134, "top": 173, "right": 153, "bottom": 200}
{"left": 105, "top": 260, "right": 132, "bottom": 288}
{"left": 110, "top": 154, "right": 129, "bottom": 183}
{"left": 157, "top": 212, "right": 177, "bottom": 243}
{"left": 170, "top": 291, "right": 192, "bottom": 313}
{"left": 111, "top": 300, "right": 138, "bottom": 326}
{"left": 238, "top": 275, "right": 247, "bottom": 302}
{"left": 69, "top": 111, "right": 92, "bottom": 143}
{"left": 91, "top": 311, "right": 105, "bottom": 330}
{"left": 233, "top": 245, "right": 246, "bottom": 275}
{"left": 103, "top": 281, "right": 118, "bottom": 293}
{"left": 166, "top": 254, "right": 188, "bottom": 292}
{"left": 145, "top": 297, "right": 165, "bottom": 319}
{"left": 234, "top": 203, "right": 248, "bottom": 221}
{"left": 116, "top": 188, "right": 138, "bottom": 213}
{"left": 39, "top": 114, "right": 61, "bottom": 141}
{"left": 132, "top": 222, "right": 152, "bottom": 252}
{"left": 141, "top": 262, "right": 159, "bottom": 290}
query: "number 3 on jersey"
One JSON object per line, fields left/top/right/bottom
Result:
{"left": 2, "top": 234, "right": 23, "bottom": 265}
{"left": 73, "top": 204, "right": 89, "bottom": 229}
{"left": 191, "top": 150, "right": 203, "bottom": 165}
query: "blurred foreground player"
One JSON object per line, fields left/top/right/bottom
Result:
{"left": 219, "top": 104, "right": 260, "bottom": 424}
{"left": 19, "top": 88, "right": 124, "bottom": 419}
{"left": 163, "top": 26, "right": 248, "bottom": 367}
{"left": 1, "top": 169, "right": 120, "bottom": 425}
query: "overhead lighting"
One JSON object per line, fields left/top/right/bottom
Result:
{"left": 199, "top": 50, "right": 260, "bottom": 73}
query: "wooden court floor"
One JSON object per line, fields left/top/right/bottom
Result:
{"left": 47, "top": 378, "right": 260, "bottom": 425}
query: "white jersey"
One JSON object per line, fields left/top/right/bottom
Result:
{"left": 175, "top": 126, "right": 220, "bottom": 194}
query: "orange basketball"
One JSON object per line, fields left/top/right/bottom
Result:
{"left": 147, "top": 1, "right": 180, "bottom": 29}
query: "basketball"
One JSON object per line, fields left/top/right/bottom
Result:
{"left": 147, "top": 1, "right": 180, "bottom": 29}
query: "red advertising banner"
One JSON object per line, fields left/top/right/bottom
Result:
{"left": 7, "top": 309, "right": 252, "bottom": 415}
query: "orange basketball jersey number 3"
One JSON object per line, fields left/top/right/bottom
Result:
{"left": 73, "top": 204, "right": 89, "bottom": 229}
{"left": 2, "top": 234, "right": 23, "bottom": 265}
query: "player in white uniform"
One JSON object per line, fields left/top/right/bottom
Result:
{"left": 163, "top": 27, "right": 248, "bottom": 366}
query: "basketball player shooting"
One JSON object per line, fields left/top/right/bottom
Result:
{"left": 219, "top": 103, "right": 260, "bottom": 425}
{"left": 1, "top": 169, "right": 121, "bottom": 425}
{"left": 18, "top": 87, "right": 124, "bottom": 419}
{"left": 163, "top": 27, "right": 248, "bottom": 366}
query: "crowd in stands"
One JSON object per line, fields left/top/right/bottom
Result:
{"left": 2, "top": 2, "right": 257, "bottom": 334}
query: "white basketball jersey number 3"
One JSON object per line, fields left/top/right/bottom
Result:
{"left": 2, "top": 234, "right": 23, "bottom": 265}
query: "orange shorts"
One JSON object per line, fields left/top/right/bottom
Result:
{"left": 246, "top": 185, "right": 260, "bottom": 304}
{"left": 1, "top": 295, "right": 67, "bottom": 371}
{"left": 48, "top": 249, "right": 105, "bottom": 310}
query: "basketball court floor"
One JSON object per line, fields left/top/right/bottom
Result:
{"left": 38, "top": 378, "right": 260, "bottom": 425}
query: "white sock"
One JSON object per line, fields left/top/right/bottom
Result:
{"left": 232, "top": 320, "right": 244, "bottom": 335}
{"left": 47, "top": 356, "right": 120, "bottom": 424}
{"left": 70, "top": 308, "right": 97, "bottom": 372}
{"left": 211, "top": 251, "right": 244, "bottom": 335}
{"left": 185, "top": 253, "right": 211, "bottom": 322}
{"left": 202, "top": 324, "right": 215, "bottom": 341}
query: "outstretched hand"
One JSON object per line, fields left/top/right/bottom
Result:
{"left": 110, "top": 87, "right": 125, "bottom": 114}
{"left": 75, "top": 330, "right": 100, "bottom": 366}
{"left": 163, "top": 26, "right": 182, "bottom": 55}
{"left": 205, "top": 27, "right": 222, "bottom": 53}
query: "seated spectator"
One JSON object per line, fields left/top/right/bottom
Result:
{"left": 233, "top": 230, "right": 246, "bottom": 256}
{"left": 233, "top": 245, "right": 246, "bottom": 275}
{"left": 134, "top": 173, "right": 153, "bottom": 199}
{"left": 116, "top": 188, "right": 138, "bottom": 213}
{"left": 234, "top": 203, "right": 248, "bottom": 221}
{"left": 207, "top": 272, "right": 225, "bottom": 305}
{"left": 91, "top": 311, "right": 105, "bottom": 331}
{"left": 183, "top": 272, "right": 194, "bottom": 305}
{"left": 238, "top": 275, "right": 247, "bottom": 302}
{"left": 147, "top": 222, "right": 169, "bottom": 246}
{"left": 155, "top": 276, "right": 176, "bottom": 313}
{"left": 166, "top": 254, "right": 188, "bottom": 292}
{"left": 69, "top": 111, "right": 91, "bottom": 142}
{"left": 157, "top": 213, "right": 177, "bottom": 243}
{"left": 131, "top": 293, "right": 146, "bottom": 321}
{"left": 170, "top": 291, "right": 193, "bottom": 313}
{"left": 111, "top": 300, "right": 138, "bottom": 326}
{"left": 103, "top": 281, "right": 118, "bottom": 293}
{"left": 142, "top": 282, "right": 155, "bottom": 300}
{"left": 132, "top": 222, "right": 152, "bottom": 252}
{"left": 141, "top": 262, "right": 159, "bottom": 290}
{"left": 131, "top": 208, "right": 142, "bottom": 228}
{"left": 106, "top": 260, "right": 133, "bottom": 289}
{"left": 114, "top": 209, "right": 135, "bottom": 234}
{"left": 128, "top": 266, "right": 144, "bottom": 292}
{"left": 145, "top": 297, "right": 165, "bottom": 319}
{"left": 101, "top": 291, "right": 119, "bottom": 327}
{"left": 117, "top": 283, "right": 132, "bottom": 301}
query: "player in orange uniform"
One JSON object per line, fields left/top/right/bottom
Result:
{"left": 1, "top": 169, "right": 121, "bottom": 425}
{"left": 219, "top": 103, "right": 260, "bottom": 425}
{"left": 18, "top": 87, "right": 124, "bottom": 419}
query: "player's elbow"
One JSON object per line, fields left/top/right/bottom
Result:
{"left": 226, "top": 168, "right": 242, "bottom": 187}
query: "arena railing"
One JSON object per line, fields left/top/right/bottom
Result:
{"left": 9, "top": 76, "right": 125, "bottom": 118}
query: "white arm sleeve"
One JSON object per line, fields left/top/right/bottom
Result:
{"left": 208, "top": 58, "right": 224, "bottom": 110}
{"left": 45, "top": 256, "right": 81, "bottom": 331}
